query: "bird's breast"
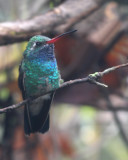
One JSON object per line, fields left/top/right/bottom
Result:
{"left": 23, "top": 59, "right": 60, "bottom": 97}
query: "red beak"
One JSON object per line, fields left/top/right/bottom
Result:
{"left": 46, "top": 30, "right": 77, "bottom": 44}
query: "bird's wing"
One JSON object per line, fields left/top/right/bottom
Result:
{"left": 18, "top": 62, "right": 26, "bottom": 99}
{"left": 18, "top": 62, "right": 55, "bottom": 135}
{"left": 18, "top": 62, "right": 32, "bottom": 134}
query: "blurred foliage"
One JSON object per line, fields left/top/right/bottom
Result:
{"left": 0, "top": 88, "right": 10, "bottom": 101}
{"left": 51, "top": 105, "right": 128, "bottom": 160}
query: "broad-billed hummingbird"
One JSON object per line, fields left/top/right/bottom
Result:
{"left": 18, "top": 30, "right": 77, "bottom": 135}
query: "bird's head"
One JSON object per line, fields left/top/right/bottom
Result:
{"left": 24, "top": 30, "right": 77, "bottom": 58}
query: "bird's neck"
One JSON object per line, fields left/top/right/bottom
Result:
{"left": 24, "top": 45, "right": 55, "bottom": 62}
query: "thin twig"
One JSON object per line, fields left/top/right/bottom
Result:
{"left": 100, "top": 88, "right": 128, "bottom": 148}
{"left": 0, "top": 62, "right": 128, "bottom": 114}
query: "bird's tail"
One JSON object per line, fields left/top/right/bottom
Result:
{"left": 24, "top": 93, "right": 54, "bottom": 135}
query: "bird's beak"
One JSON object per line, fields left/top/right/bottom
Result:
{"left": 46, "top": 30, "right": 77, "bottom": 44}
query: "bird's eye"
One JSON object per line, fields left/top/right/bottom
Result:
{"left": 36, "top": 42, "right": 42, "bottom": 46}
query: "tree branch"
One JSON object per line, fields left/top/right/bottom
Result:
{"left": 0, "top": 62, "right": 128, "bottom": 114}
{"left": 0, "top": 0, "right": 100, "bottom": 45}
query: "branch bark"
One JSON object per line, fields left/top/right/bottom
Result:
{"left": 0, "top": 0, "right": 100, "bottom": 45}
{"left": 0, "top": 62, "right": 128, "bottom": 114}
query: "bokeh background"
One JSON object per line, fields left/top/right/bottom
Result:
{"left": 0, "top": 0, "right": 128, "bottom": 159}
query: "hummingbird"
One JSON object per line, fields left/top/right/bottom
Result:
{"left": 18, "top": 30, "right": 77, "bottom": 135}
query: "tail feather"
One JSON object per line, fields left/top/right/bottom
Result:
{"left": 39, "top": 115, "right": 49, "bottom": 133}
{"left": 24, "top": 93, "right": 54, "bottom": 135}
